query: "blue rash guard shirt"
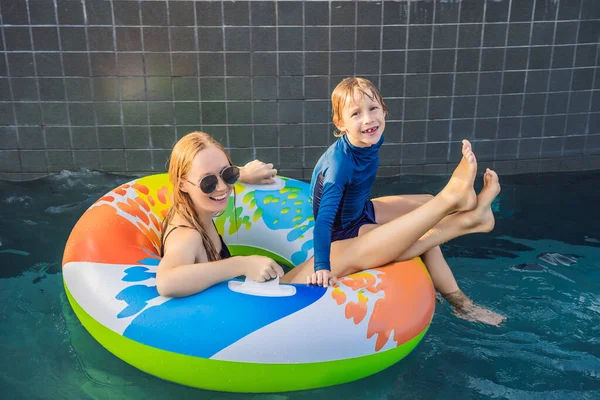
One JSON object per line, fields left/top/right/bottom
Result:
{"left": 310, "top": 134, "right": 384, "bottom": 272}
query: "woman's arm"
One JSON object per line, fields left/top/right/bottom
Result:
{"left": 238, "top": 160, "right": 277, "bottom": 184}
{"left": 156, "top": 228, "right": 283, "bottom": 297}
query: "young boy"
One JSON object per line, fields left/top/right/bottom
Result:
{"left": 309, "top": 77, "right": 505, "bottom": 326}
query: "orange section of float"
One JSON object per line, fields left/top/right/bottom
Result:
{"left": 62, "top": 178, "right": 172, "bottom": 267}
{"left": 335, "top": 259, "right": 434, "bottom": 350}
{"left": 62, "top": 203, "right": 157, "bottom": 265}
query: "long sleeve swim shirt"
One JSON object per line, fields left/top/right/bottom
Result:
{"left": 310, "top": 134, "right": 384, "bottom": 272}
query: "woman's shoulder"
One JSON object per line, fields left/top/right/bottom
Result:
{"left": 164, "top": 224, "right": 203, "bottom": 250}
{"left": 161, "top": 224, "right": 209, "bottom": 266}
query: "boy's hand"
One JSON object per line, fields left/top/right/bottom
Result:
{"left": 307, "top": 270, "right": 337, "bottom": 288}
{"left": 238, "top": 160, "right": 277, "bottom": 184}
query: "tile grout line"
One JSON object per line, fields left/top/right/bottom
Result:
{"left": 194, "top": 2, "right": 203, "bottom": 135}
{"left": 516, "top": 0, "right": 538, "bottom": 164}
{"left": 166, "top": 0, "right": 177, "bottom": 160}
{"left": 133, "top": 0, "right": 154, "bottom": 172}
{"left": 301, "top": 1, "right": 306, "bottom": 172}
{"left": 352, "top": 0, "right": 358, "bottom": 77}
{"left": 399, "top": 0, "right": 409, "bottom": 170}
{"left": 377, "top": 0, "right": 384, "bottom": 90}
{"left": 26, "top": 0, "right": 49, "bottom": 175}
{"left": 249, "top": 2, "right": 256, "bottom": 160}
{"left": 3, "top": 20, "right": 600, "bottom": 29}
{"left": 378, "top": 1, "right": 394, "bottom": 173}
{"left": 77, "top": 0, "right": 98, "bottom": 173}
{"left": 0, "top": 1, "right": 22, "bottom": 178}
{"left": 582, "top": 41, "right": 600, "bottom": 158}
{"left": 0, "top": 56, "right": 592, "bottom": 68}
{"left": 560, "top": 0, "right": 584, "bottom": 158}
{"left": 539, "top": 1, "right": 560, "bottom": 161}
{"left": 274, "top": 0, "right": 280, "bottom": 168}
{"left": 52, "top": 0, "right": 76, "bottom": 173}
{"left": 4, "top": 41, "right": 600, "bottom": 54}
{"left": 115, "top": 0, "right": 128, "bottom": 171}
{"left": 493, "top": 0, "right": 511, "bottom": 167}
{"left": 326, "top": 0, "right": 331, "bottom": 153}
{"left": 221, "top": 0, "right": 230, "bottom": 149}
{"left": 446, "top": 0, "right": 461, "bottom": 163}
{"left": 423, "top": 1, "right": 435, "bottom": 165}
{"left": 458, "top": 0, "right": 475, "bottom": 145}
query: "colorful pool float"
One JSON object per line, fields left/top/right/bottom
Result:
{"left": 62, "top": 173, "right": 435, "bottom": 393}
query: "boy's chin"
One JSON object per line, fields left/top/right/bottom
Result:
{"left": 363, "top": 132, "right": 382, "bottom": 143}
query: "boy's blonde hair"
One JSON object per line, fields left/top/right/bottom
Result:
{"left": 331, "top": 77, "right": 388, "bottom": 137}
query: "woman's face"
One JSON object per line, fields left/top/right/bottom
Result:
{"left": 181, "top": 145, "right": 233, "bottom": 216}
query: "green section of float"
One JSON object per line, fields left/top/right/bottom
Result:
{"left": 65, "top": 282, "right": 428, "bottom": 393}
{"left": 228, "top": 244, "right": 295, "bottom": 269}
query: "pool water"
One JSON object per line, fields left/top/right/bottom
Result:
{"left": 1, "top": 170, "right": 599, "bottom": 399}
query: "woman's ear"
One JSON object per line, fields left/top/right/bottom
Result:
{"left": 179, "top": 178, "right": 189, "bottom": 193}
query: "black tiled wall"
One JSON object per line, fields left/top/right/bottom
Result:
{"left": 1, "top": 0, "right": 599, "bottom": 180}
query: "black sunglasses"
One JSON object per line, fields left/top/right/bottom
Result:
{"left": 186, "top": 165, "right": 240, "bottom": 194}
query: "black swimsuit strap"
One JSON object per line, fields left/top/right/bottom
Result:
{"left": 160, "top": 225, "right": 193, "bottom": 257}
{"left": 212, "top": 221, "right": 231, "bottom": 259}
{"left": 160, "top": 223, "right": 230, "bottom": 259}
{"left": 218, "top": 234, "right": 231, "bottom": 259}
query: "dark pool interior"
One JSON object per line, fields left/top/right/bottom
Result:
{"left": 1, "top": 169, "right": 599, "bottom": 399}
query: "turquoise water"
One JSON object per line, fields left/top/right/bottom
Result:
{"left": 1, "top": 170, "right": 599, "bottom": 399}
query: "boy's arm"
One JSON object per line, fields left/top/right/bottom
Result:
{"left": 313, "top": 181, "right": 345, "bottom": 272}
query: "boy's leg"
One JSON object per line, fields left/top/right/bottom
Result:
{"left": 284, "top": 140, "right": 479, "bottom": 283}
{"left": 370, "top": 194, "right": 434, "bottom": 220}
{"left": 420, "top": 246, "right": 459, "bottom": 294}
{"left": 362, "top": 170, "right": 506, "bottom": 326}
{"left": 392, "top": 169, "right": 499, "bottom": 261}
{"left": 420, "top": 246, "right": 506, "bottom": 327}
{"left": 367, "top": 194, "right": 460, "bottom": 294}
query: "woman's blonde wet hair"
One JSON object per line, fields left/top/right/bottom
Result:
{"left": 162, "top": 131, "right": 233, "bottom": 262}
{"left": 331, "top": 77, "right": 388, "bottom": 137}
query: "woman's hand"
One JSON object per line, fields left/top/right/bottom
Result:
{"left": 307, "top": 270, "right": 337, "bottom": 288}
{"left": 238, "top": 160, "right": 277, "bottom": 184}
{"left": 244, "top": 255, "right": 284, "bottom": 282}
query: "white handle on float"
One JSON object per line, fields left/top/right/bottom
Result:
{"left": 228, "top": 276, "right": 296, "bottom": 297}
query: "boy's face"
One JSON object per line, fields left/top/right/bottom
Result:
{"left": 336, "top": 89, "right": 385, "bottom": 148}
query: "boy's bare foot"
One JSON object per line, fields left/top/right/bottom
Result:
{"left": 461, "top": 168, "right": 501, "bottom": 233}
{"left": 443, "top": 289, "right": 506, "bottom": 327}
{"left": 440, "top": 140, "right": 478, "bottom": 213}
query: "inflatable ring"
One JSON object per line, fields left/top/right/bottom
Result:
{"left": 62, "top": 173, "right": 435, "bottom": 393}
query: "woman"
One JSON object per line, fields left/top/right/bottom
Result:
{"left": 157, "top": 132, "right": 500, "bottom": 312}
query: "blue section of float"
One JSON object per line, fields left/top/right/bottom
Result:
{"left": 123, "top": 280, "right": 326, "bottom": 358}
{"left": 253, "top": 181, "right": 313, "bottom": 231}
{"left": 291, "top": 239, "right": 315, "bottom": 266}
{"left": 116, "top": 284, "right": 159, "bottom": 318}
{"left": 122, "top": 266, "right": 156, "bottom": 282}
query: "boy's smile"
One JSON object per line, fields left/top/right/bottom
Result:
{"left": 336, "top": 89, "right": 386, "bottom": 148}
